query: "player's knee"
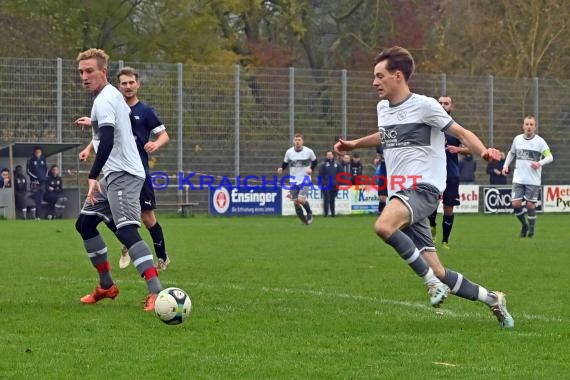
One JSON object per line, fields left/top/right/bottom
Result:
{"left": 74, "top": 215, "right": 83, "bottom": 234}
{"left": 115, "top": 224, "right": 142, "bottom": 249}
{"left": 374, "top": 218, "right": 394, "bottom": 240}
{"left": 75, "top": 214, "right": 100, "bottom": 240}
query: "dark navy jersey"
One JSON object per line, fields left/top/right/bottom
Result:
{"left": 27, "top": 156, "right": 48, "bottom": 181}
{"left": 130, "top": 101, "right": 165, "bottom": 170}
{"left": 444, "top": 133, "right": 461, "bottom": 178}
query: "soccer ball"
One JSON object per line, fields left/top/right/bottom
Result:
{"left": 154, "top": 287, "right": 192, "bottom": 325}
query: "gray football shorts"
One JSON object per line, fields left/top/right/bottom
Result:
{"left": 80, "top": 171, "right": 144, "bottom": 228}
{"left": 512, "top": 183, "right": 539, "bottom": 203}
{"left": 289, "top": 184, "right": 310, "bottom": 201}
{"left": 390, "top": 183, "right": 440, "bottom": 253}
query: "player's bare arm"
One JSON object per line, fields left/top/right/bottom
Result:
{"left": 79, "top": 141, "right": 94, "bottom": 162}
{"left": 334, "top": 131, "right": 381, "bottom": 155}
{"left": 144, "top": 130, "right": 170, "bottom": 153}
{"left": 74, "top": 116, "right": 92, "bottom": 129}
{"left": 531, "top": 150, "right": 553, "bottom": 169}
{"left": 446, "top": 145, "right": 470, "bottom": 155}
{"left": 446, "top": 123, "right": 500, "bottom": 161}
{"left": 76, "top": 115, "right": 94, "bottom": 161}
{"left": 86, "top": 178, "right": 101, "bottom": 206}
{"left": 502, "top": 151, "right": 514, "bottom": 175}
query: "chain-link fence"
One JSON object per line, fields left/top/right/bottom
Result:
{"left": 1, "top": 58, "right": 568, "bottom": 212}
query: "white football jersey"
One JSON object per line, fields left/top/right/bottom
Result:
{"left": 508, "top": 134, "right": 550, "bottom": 186}
{"left": 377, "top": 93, "right": 453, "bottom": 196}
{"left": 283, "top": 146, "right": 316, "bottom": 185}
{"left": 90, "top": 84, "right": 145, "bottom": 179}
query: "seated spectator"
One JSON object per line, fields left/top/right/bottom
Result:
{"left": 14, "top": 165, "right": 36, "bottom": 219}
{"left": 0, "top": 168, "right": 11, "bottom": 188}
{"left": 44, "top": 165, "right": 68, "bottom": 219}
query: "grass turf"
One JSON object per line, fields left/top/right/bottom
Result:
{"left": 1, "top": 214, "right": 569, "bottom": 379}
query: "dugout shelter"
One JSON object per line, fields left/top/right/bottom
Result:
{"left": 0, "top": 142, "right": 81, "bottom": 219}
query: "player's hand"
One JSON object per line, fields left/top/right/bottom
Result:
{"left": 86, "top": 178, "right": 101, "bottom": 206}
{"left": 481, "top": 148, "right": 501, "bottom": 162}
{"left": 334, "top": 139, "right": 356, "bottom": 156}
{"left": 277, "top": 168, "right": 283, "bottom": 176}
{"left": 446, "top": 145, "right": 461, "bottom": 154}
{"left": 74, "top": 116, "right": 92, "bottom": 129}
{"left": 78, "top": 148, "right": 91, "bottom": 162}
{"left": 501, "top": 167, "right": 509, "bottom": 176}
{"left": 531, "top": 161, "right": 542, "bottom": 169}
{"left": 144, "top": 141, "right": 160, "bottom": 153}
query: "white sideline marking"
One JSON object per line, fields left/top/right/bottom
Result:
{"left": 433, "top": 362, "right": 459, "bottom": 367}
{"left": 37, "top": 276, "right": 565, "bottom": 324}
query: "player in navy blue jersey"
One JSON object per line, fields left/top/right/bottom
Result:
{"left": 428, "top": 96, "right": 471, "bottom": 248}
{"left": 76, "top": 67, "right": 171, "bottom": 271}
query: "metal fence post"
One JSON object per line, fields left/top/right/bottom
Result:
{"left": 118, "top": 60, "right": 124, "bottom": 70}
{"left": 56, "top": 58, "right": 63, "bottom": 168}
{"left": 441, "top": 73, "right": 447, "bottom": 96}
{"left": 235, "top": 64, "right": 241, "bottom": 180}
{"left": 177, "top": 63, "right": 183, "bottom": 201}
{"left": 488, "top": 75, "right": 494, "bottom": 147}
{"left": 341, "top": 69, "right": 347, "bottom": 140}
{"left": 289, "top": 67, "right": 295, "bottom": 143}
{"left": 533, "top": 77, "right": 539, "bottom": 131}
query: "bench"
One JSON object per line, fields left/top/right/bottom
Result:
{"left": 160, "top": 202, "right": 199, "bottom": 217}
{"left": 179, "top": 202, "right": 199, "bottom": 217}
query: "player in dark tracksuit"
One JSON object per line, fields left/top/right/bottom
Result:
{"left": 350, "top": 153, "right": 363, "bottom": 185}
{"left": 26, "top": 146, "right": 48, "bottom": 217}
{"left": 318, "top": 151, "right": 341, "bottom": 217}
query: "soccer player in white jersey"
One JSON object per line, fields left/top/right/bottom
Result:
{"left": 74, "top": 48, "right": 162, "bottom": 311}
{"left": 502, "top": 116, "right": 553, "bottom": 238}
{"left": 334, "top": 46, "right": 514, "bottom": 328}
{"left": 76, "top": 67, "right": 171, "bottom": 271}
{"left": 277, "top": 133, "right": 317, "bottom": 225}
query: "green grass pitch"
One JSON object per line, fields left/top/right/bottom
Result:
{"left": 1, "top": 214, "right": 569, "bottom": 379}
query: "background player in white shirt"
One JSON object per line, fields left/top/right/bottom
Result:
{"left": 334, "top": 46, "right": 514, "bottom": 328}
{"left": 277, "top": 134, "right": 317, "bottom": 225}
{"left": 502, "top": 116, "right": 553, "bottom": 237}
